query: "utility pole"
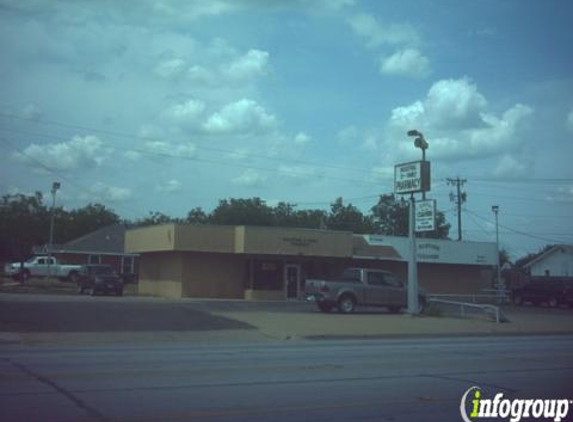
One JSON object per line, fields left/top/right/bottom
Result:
{"left": 48, "top": 182, "right": 60, "bottom": 277}
{"left": 447, "top": 177, "right": 467, "bottom": 241}
{"left": 492, "top": 205, "right": 503, "bottom": 303}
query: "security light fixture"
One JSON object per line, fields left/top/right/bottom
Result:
{"left": 407, "top": 130, "right": 428, "bottom": 152}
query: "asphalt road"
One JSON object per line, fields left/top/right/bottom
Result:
{"left": 0, "top": 298, "right": 254, "bottom": 332}
{"left": 1, "top": 335, "right": 572, "bottom": 422}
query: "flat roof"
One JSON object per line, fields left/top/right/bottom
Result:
{"left": 126, "top": 224, "right": 497, "bottom": 266}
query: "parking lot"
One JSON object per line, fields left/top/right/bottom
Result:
{"left": 1, "top": 289, "right": 573, "bottom": 345}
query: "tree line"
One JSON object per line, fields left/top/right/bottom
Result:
{"left": 1, "top": 192, "right": 451, "bottom": 261}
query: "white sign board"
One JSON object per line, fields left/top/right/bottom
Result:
{"left": 364, "top": 235, "right": 497, "bottom": 265}
{"left": 415, "top": 199, "right": 436, "bottom": 232}
{"left": 394, "top": 161, "right": 430, "bottom": 194}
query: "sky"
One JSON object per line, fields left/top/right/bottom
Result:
{"left": 1, "top": 0, "right": 572, "bottom": 260}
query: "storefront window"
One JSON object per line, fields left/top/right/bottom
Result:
{"left": 253, "top": 260, "right": 283, "bottom": 290}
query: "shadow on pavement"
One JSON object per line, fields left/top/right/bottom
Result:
{"left": 0, "top": 301, "right": 254, "bottom": 332}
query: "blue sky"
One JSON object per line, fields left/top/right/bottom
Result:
{"left": 1, "top": 0, "right": 572, "bottom": 260}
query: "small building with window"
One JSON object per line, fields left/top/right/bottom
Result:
{"left": 34, "top": 224, "right": 139, "bottom": 281}
{"left": 522, "top": 245, "right": 573, "bottom": 277}
{"left": 125, "top": 223, "right": 497, "bottom": 300}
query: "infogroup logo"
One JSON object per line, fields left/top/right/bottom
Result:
{"left": 460, "top": 386, "right": 571, "bottom": 422}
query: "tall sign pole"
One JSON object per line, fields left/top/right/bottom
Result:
{"left": 394, "top": 160, "right": 430, "bottom": 315}
{"left": 398, "top": 130, "right": 431, "bottom": 315}
{"left": 407, "top": 193, "right": 418, "bottom": 314}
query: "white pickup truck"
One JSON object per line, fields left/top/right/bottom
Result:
{"left": 4, "top": 256, "right": 82, "bottom": 282}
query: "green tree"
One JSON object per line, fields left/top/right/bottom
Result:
{"left": 0, "top": 192, "right": 49, "bottom": 260}
{"left": 64, "top": 203, "right": 120, "bottom": 241}
{"left": 186, "top": 207, "right": 208, "bottom": 225}
{"left": 135, "top": 211, "right": 179, "bottom": 227}
{"left": 327, "top": 197, "right": 375, "bottom": 234}
{"left": 210, "top": 198, "right": 274, "bottom": 226}
{"left": 370, "top": 194, "right": 450, "bottom": 239}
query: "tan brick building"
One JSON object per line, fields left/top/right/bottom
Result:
{"left": 125, "top": 224, "right": 497, "bottom": 300}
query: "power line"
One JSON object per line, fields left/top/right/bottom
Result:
{"left": 463, "top": 207, "right": 572, "bottom": 244}
{"left": 0, "top": 126, "right": 392, "bottom": 190}
{"left": 0, "top": 136, "right": 143, "bottom": 218}
{"left": 0, "top": 112, "right": 381, "bottom": 177}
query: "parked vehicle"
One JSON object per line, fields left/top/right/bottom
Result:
{"left": 512, "top": 278, "right": 573, "bottom": 308}
{"left": 4, "top": 256, "right": 82, "bottom": 282}
{"left": 305, "top": 267, "right": 427, "bottom": 314}
{"left": 76, "top": 264, "right": 124, "bottom": 296}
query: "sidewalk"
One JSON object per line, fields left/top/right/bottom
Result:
{"left": 210, "top": 305, "right": 573, "bottom": 340}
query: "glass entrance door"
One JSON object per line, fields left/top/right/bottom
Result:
{"left": 285, "top": 264, "right": 300, "bottom": 300}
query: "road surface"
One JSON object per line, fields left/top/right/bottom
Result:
{"left": 1, "top": 335, "right": 572, "bottom": 422}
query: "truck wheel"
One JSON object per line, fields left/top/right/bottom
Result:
{"left": 317, "top": 302, "right": 333, "bottom": 313}
{"left": 548, "top": 297, "right": 558, "bottom": 308}
{"left": 338, "top": 295, "right": 356, "bottom": 314}
{"left": 68, "top": 272, "right": 79, "bottom": 284}
{"left": 513, "top": 295, "right": 523, "bottom": 306}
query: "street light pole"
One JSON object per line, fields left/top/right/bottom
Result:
{"left": 48, "top": 182, "right": 60, "bottom": 277}
{"left": 492, "top": 205, "right": 502, "bottom": 302}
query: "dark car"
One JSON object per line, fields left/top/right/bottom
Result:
{"left": 77, "top": 264, "right": 124, "bottom": 296}
{"left": 512, "top": 278, "right": 573, "bottom": 308}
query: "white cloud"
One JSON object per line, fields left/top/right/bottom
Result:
{"left": 386, "top": 77, "right": 533, "bottom": 162}
{"left": 13, "top": 135, "right": 105, "bottom": 170}
{"left": 223, "top": 49, "right": 269, "bottom": 80}
{"left": 390, "top": 77, "right": 488, "bottom": 131}
{"left": 546, "top": 185, "right": 573, "bottom": 203}
{"left": 123, "top": 150, "right": 141, "bottom": 161}
{"left": 361, "top": 135, "right": 377, "bottom": 150}
{"left": 155, "top": 179, "right": 182, "bottom": 193}
{"left": 370, "top": 166, "right": 394, "bottom": 183}
{"left": 203, "top": 98, "right": 277, "bottom": 134}
{"left": 293, "top": 132, "right": 311, "bottom": 145}
{"left": 278, "top": 165, "right": 317, "bottom": 181}
{"left": 232, "top": 169, "right": 266, "bottom": 187}
{"left": 187, "top": 65, "right": 216, "bottom": 84}
{"left": 347, "top": 13, "right": 419, "bottom": 48}
{"left": 154, "top": 58, "right": 186, "bottom": 79}
{"left": 337, "top": 125, "right": 360, "bottom": 144}
{"left": 380, "top": 48, "right": 430, "bottom": 78}
{"left": 21, "top": 103, "right": 43, "bottom": 120}
{"left": 138, "top": 125, "right": 165, "bottom": 140}
{"left": 493, "top": 155, "right": 529, "bottom": 178}
{"left": 145, "top": 141, "right": 197, "bottom": 158}
{"left": 567, "top": 109, "right": 573, "bottom": 132}
{"left": 426, "top": 77, "right": 488, "bottom": 129}
{"left": 162, "top": 99, "right": 206, "bottom": 125}
{"left": 88, "top": 182, "right": 132, "bottom": 202}
{"left": 226, "top": 148, "right": 250, "bottom": 161}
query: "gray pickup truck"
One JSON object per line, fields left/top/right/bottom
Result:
{"left": 305, "top": 267, "right": 427, "bottom": 314}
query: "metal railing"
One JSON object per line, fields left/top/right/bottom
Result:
{"left": 427, "top": 298, "right": 509, "bottom": 323}
{"left": 430, "top": 289, "right": 511, "bottom": 305}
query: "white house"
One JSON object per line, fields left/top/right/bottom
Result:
{"left": 524, "top": 245, "right": 573, "bottom": 277}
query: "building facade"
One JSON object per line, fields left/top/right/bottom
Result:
{"left": 126, "top": 224, "right": 497, "bottom": 300}
{"left": 34, "top": 224, "right": 139, "bottom": 280}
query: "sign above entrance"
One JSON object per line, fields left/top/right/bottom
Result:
{"left": 394, "top": 161, "right": 430, "bottom": 194}
{"left": 415, "top": 199, "right": 436, "bottom": 232}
